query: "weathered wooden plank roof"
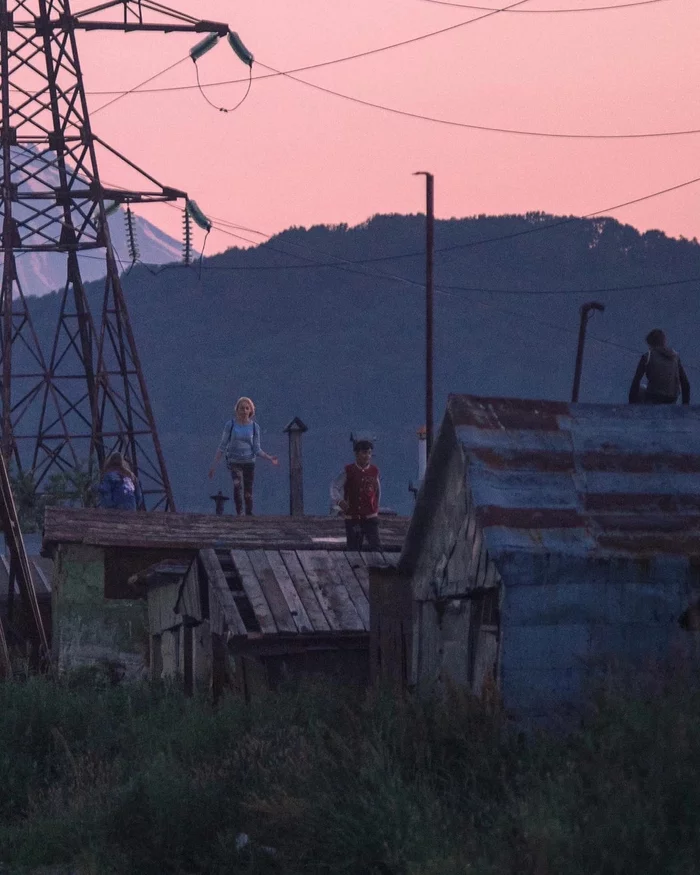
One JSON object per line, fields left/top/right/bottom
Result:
{"left": 450, "top": 394, "right": 700, "bottom": 557}
{"left": 42, "top": 508, "right": 409, "bottom": 553}
{"left": 194, "top": 548, "right": 398, "bottom": 637}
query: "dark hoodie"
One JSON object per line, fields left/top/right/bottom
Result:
{"left": 629, "top": 346, "right": 690, "bottom": 404}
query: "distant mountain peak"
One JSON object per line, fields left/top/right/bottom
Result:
{"left": 0, "top": 144, "right": 185, "bottom": 297}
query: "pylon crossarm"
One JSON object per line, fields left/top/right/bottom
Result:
{"left": 94, "top": 136, "right": 186, "bottom": 203}
{"left": 10, "top": 2, "right": 227, "bottom": 33}
{"left": 68, "top": 1, "right": 229, "bottom": 34}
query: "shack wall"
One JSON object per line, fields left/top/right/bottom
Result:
{"left": 52, "top": 544, "right": 148, "bottom": 679}
{"left": 404, "top": 415, "right": 502, "bottom": 697}
{"left": 498, "top": 551, "right": 700, "bottom": 726}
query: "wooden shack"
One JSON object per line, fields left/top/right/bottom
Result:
{"left": 143, "top": 546, "right": 400, "bottom": 697}
{"left": 41, "top": 508, "right": 408, "bottom": 687}
{"left": 395, "top": 394, "right": 700, "bottom": 729}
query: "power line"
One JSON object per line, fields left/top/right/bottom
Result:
{"left": 194, "top": 61, "right": 253, "bottom": 113}
{"left": 438, "top": 274, "right": 700, "bottom": 296}
{"left": 419, "top": 0, "right": 670, "bottom": 11}
{"left": 257, "top": 58, "right": 700, "bottom": 141}
{"left": 84, "top": 0, "right": 528, "bottom": 106}
{"left": 107, "top": 155, "right": 700, "bottom": 297}
{"left": 201, "top": 221, "right": 700, "bottom": 297}
{"left": 167, "top": 169, "right": 700, "bottom": 272}
{"left": 84, "top": 0, "right": 673, "bottom": 101}
{"left": 91, "top": 56, "right": 189, "bottom": 116}
{"left": 197, "top": 218, "right": 700, "bottom": 374}
{"left": 117, "top": 201, "right": 700, "bottom": 375}
{"left": 80, "top": 5, "right": 699, "bottom": 143}
{"left": 426, "top": 172, "right": 700, "bottom": 258}
{"left": 155, "top": 201, "right": 700, "bottom": 299}
{"left": 208, "top": 216, "right": 700, "bottom": 372}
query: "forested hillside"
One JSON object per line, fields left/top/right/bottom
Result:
{"left": 25, "top": 212, "right": 700, "bottom": 516}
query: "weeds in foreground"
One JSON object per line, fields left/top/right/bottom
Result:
{"left": 0, "top": 671, "right": 699, "bottom": 874}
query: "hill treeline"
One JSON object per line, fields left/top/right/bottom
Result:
{"left": 25, "top": 212, "right": 700, "bottom": 515}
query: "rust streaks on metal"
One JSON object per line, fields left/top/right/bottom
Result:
{"left": 471, "top": 449, "right": 575, "bottom": 472}
{"left": 477, "top": 506, "right": 585, "bottom": 530}
{"left": 597, "top": 533, "right": 700, "bottom": 554}
{"left": 449, "top": 394, "right": 568, "bottom": 431}
{"left": 580, "top": 452, "right": 700, "bottom": 473}
{"left": 585, "top": 493, "right": 700, "bottom": 513}
{"left": 448, "top": 394, "right": 700, "bottom": 558}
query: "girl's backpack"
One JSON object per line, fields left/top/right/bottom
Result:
{"left": 225, "top": 419, "right": 260, "bottom": 460}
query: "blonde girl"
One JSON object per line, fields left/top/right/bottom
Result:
{"left": 208, "top": 397, "right": 278, "bottom": 515}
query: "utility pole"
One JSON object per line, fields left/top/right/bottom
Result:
{"left": 571, "top": 302, "right": 605, "bottom": 402}
{"left": 414, "top": 172, "right": 434, "bottom": 457}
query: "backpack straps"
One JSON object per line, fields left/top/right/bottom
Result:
{"left": 227, "top": 419, "right": 258, "bottom": 452}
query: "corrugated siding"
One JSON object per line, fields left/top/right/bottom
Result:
{"left": 442, "top": 396, "right": 700, "bottom": 722}
{"left": 452, "top": 396, "right": 700, "bottom": 557}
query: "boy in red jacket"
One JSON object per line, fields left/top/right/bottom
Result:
{"left": 330, "top": 440, "right": 382, "bottom": 551}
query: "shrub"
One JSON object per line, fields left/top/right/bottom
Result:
{"left": 0, "top": 669, "right": 700, "bottom": 874}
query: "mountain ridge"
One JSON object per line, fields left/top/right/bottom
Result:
{"left": 23, "top": 211, "right": 700, "bottom": 516}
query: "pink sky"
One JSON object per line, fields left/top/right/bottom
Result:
{"left": 74, "top": 0, "right": 700, "bottom": 256}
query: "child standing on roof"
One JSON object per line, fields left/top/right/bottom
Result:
{"left": 629, "top": 329, "right": 690, "bottom": 405}
{"left": 331, "top": 439, "right": 382, "bottom": 551}
{"left": 208, "top": 396, "right": 278, "bottom": 516}
{"left": 97, "top": 451, "right": 143, "bottom": 511}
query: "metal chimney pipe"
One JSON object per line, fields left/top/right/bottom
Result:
{"left": 283, "top": 417, "right": 308, "bottom": 516}
{"left": 571, "top": 301, "right": 605, "bottom": 402}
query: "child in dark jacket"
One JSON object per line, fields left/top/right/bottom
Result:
{"left": 97, "top": 452, "right": 143, "bottom": 510}
{"left": 629, "top": 328, "right": 690, "bottom": 404}
{"left": 330, "top": 440, "right": 382, "bottom": 551}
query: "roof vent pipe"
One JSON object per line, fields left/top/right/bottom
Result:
{"left": 283, "top": 417, "right": 308, "bottom": 517}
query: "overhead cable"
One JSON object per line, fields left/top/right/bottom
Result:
{"left": 168, "top": 212, "right": 700, "bottom": 373}
{"left": 91, "top": 56, "right": 189, "bottom": 116}
{"left": 85, "top": 0, "right": 672, "bottom": 101}
{"left": 176, "top": 169, "right": 700, "bottom": 271}
{"left": 257, "top": 58, "right": 700, "bottom": 141}
{"left": 86, "top": 0, "right": 528, "bottom": 107}
{"left": 129, "top": 200, "right": 700, "bottom": 373}
{"left": 168, "top": 208, "right": 700, "bottom": 301}
{"left": 419, "top": 0, "right": 669, "bottom": 12}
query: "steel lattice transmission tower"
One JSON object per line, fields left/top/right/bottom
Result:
{"left": 0, "top": 1, "right": 236, "bottom": 510}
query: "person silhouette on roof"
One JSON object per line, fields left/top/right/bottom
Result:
{"left": 97, "top": 452, "right": 143, "bottom": 510}
{"left": 629, "top": 329, "right": 690, "bottom": 405}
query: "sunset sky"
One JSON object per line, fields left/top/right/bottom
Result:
{"left": 73, "top": 0, "right": 699, "bottom": 256}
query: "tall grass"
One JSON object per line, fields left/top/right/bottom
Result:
{"left": 1, "top": 667, "right": 700, "bottom": 874}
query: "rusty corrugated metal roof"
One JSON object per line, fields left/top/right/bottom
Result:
{"left": 450, "top": 394, "right": 700, "bottom": 557}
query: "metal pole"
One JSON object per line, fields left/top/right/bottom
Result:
{"left": 571, "top": 301, "right": 605, "bottom": 402}
{"left": 414, "top": 172, "right": 434, "bottom": 456}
